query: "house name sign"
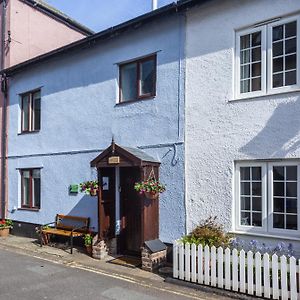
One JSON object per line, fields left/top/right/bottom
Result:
{"left": 108, "top": 156, "right": 120, "bottom": 164}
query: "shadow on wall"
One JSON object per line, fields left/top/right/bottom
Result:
{"left": 240, "top": 96, "right": 300, "bottom": 158}
{"left": 66, "top": 194, "right": 98, "bottom": 232}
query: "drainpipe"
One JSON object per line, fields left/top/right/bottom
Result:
{"left": 152, "top": 0, "right": 157, "bottom": 10}
{"left": 1, "top": 0, "right": 7, "bottom": 220}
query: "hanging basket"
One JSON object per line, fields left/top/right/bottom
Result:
{"left": 144, "top": 191, "right": 159, "bottom": 200}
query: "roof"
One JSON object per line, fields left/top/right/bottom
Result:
{"left": 2, "top": 0, "right": 211, "bottom": 76}
{"left": 91, "top": 142, "right": 160, "bottom": 168}
{"left": 21, "top": 0, "right": 94, "bottom": 36}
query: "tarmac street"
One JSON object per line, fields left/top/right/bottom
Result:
{"left": 0, "top": 247, "right": 226, "bottom": 300}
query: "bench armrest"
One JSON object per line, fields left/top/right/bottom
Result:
{"left": 71, "top": 226, "right": 88, "bottom": 234}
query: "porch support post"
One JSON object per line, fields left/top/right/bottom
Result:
{"left": 115, "top": 167, "right": 120, "bottom": 236}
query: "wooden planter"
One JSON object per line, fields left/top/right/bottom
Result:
{"left": 144, "top": 191, "right": 159, "bottom": 200}
{"left": 86, "top": 245, "right": 92, "bottom": 256}
{"left": 0, "top": 227, "right": 10, "bottom": 237}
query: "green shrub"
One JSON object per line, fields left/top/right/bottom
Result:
{"left": 181, "top": 216, "right": 233, "bottom": 248}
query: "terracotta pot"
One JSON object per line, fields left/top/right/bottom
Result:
{"left": 144, "top": 191, "right": 159, "bottom": 200}
{"left": 86, "top": 245, "right": 92, "bottom": 256}
{"left": 90, "top": 190, "right": 98, "bottom": 197}
{"left": 0, "top": 227, "right": 10, "bottom": 237}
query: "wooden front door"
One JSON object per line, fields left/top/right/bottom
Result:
{"left": 119, "top": 167, "right": 141, "bottom": 255}
{"left": 99, "top": 168, "right": 115, "bottom": 239}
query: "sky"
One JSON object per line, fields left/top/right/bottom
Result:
{"left": 44, "top": 0, "right": 174, "bottom": 33}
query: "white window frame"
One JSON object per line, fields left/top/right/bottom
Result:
{"left": 267, "top": 16, "right": 300, "bottom": 95}
{"left": 235, "top": 162, "right": 267, "bottom": 232}
{"left": 235, "top": 161, "right": 300, "bottom": 238}
{"left": 235, "top": 26, "right": 267, "bottom": 99}
{"left": 267, "top": 161, "right": 300, "bottom": 236}
{"left": 235, "top": 14, "right": 300, "bottom": 99}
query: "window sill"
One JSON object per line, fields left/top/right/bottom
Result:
{"left": 230, "top": 230, "right": 300, "bottom": 242}
{"left": 230, "top": 88, "right": 300, "bottom": 102}
{"left": 115, "top": 96, "right": 155, "bottom": 106}
{"left": 18, "top": 208, "right": 40, "bottom": 212}
{"left": 18, "top": 130, "right": 40, "bottom": 136}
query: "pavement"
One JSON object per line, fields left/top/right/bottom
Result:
{"left": 0, "top": 235, "right": 251, "bottom": 299}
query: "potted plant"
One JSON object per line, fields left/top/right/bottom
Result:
{"left": 0, "top": 219, "right": 13, "bottom": 237}
{"left": 79, "top": 180, "right": 99, "bottom": 196}
{"left": 134, "top": 178, "right": 166, "bottom": 200}
{"left": 84, "top": 233, "right": 93, "bottom": 256}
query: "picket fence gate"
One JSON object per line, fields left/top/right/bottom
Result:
{"left": 173, "top": 241, "right": 300, "bottom": 299}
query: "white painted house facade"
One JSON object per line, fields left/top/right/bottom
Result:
{"left": 185, "top": 0, "right": 300, "bottom": 251}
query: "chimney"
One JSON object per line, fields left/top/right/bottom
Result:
{"left": 152, "top": 0, "right": 158, "bottom": 10}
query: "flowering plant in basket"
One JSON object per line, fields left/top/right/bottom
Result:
{"left": 79, "top": 180, "right": 99, "bottom": 196}
{"left": 134, "top": 178, "right": 166, "bottom": 199}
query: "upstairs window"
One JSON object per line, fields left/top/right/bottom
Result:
{"left": 21, "top": 90, "right": 41, "bottom": 132}
{"left": 235, "top": 15, "right": 299, "bottom": 98}
{"left": 20, "top": 169, "right": 41, "bottom": 210}
{"left": 119, "top": 55, "right": 156, "bottom": 103}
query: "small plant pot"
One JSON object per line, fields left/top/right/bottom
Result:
{"left": 144, "top": 192, "right": 159, "bottom": 200}
{"left": 90, "top": 190, "right": 98, "bottom": 197}
{"left": 86, "top": 245, "right": 92, "bottom": 256}
{"left": 0, "top": 227, "right": 10, "bottom": 237}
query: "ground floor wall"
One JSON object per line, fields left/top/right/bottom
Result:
{"left": 7, "top": 143, "right": 185, "bottom": 243}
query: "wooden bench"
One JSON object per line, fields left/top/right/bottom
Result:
{"left": 40, "top": 214, "right": 90, "bottom": 254}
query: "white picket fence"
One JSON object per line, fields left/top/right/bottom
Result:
{"left": 173, "top": 241, "right": 300, "bottom": 299}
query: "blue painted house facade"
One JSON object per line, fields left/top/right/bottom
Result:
{"left": 4, "top": 8, "right": 187, "bottom": 247}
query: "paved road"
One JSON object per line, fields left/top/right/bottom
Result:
{"left": 0, "top": 248, "right": 223, "bottom": 300}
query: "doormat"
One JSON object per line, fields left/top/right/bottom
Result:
{"left": 108, "top": 256, "right": 141, "bottom": 268}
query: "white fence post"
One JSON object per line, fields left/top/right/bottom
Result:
{"left": 185, "top": 243, "right": 191, "bottom": 281}
{"left": 225, "top": 248, "right": 231, "bottom": 290}
{"left": 211, "top": 246, "right": 217, "bottom": 287}
{"left": 280, "top": 255, "right": 288, "bottom": 300}
{"left": 217, "top": 247, "right": 224, "bottom": 289}
{"left": 255, "top": 252, "right": 262, "bottom": 297}
{"left": 289, "top": 256, "right": 297, "bottom": 300}
{"left": 204, "top": 245, "right": 210, "bottom": 285}
{"left": 173, "top": 241, "right": 178, "bottom": 279}
{"left": 232, "top": 248, "right": 238, "bottom": 292}
{"left": 179, "top": 242, "right": 184, "bottom": 280}
{"left": 272, "top": 254, "right": 279, "bottom": 300}
{"left": 247, "top": 251, "right": 254, "bottom": 295}
{"left": 263, "top": 253, "right": 270, "bottom": 299}
{"left": 197, "top": 244, "right": 203, "bottom": 284}
{"left": 191, "top": 243, "right": 197, "bottom": 283}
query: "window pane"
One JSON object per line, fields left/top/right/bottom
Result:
{"left": 32, "top": 92, "right": 41, "bottom": 131}
{"left": 286, "top": 198, "right": 297, "bottom": 214}
{"left": 240, "top": 79, "right": 250, "bottom": 93}
{"left": 273, "top": 214, "right": 284, "bottom": 228}
{"left": 33, "top": 176, "right": 41, "bottom": 208}
{"left": 22, "top": 171, "right": 30, "bottom": 206}
{"left": 252, "top": 213, "right": 262, "bottom": 227}
{"left": 252, "top": 47, "right": 261, "bottom": 62}
{"left": 286, "top": 182, "right": 297, "bottom": 197}
{"left": 252, "top": 63, "right": 261, "bottom": 77}
{"left": 22, "top": 95, "right": 30, "bottom": 131}
{"left": 252, "top": 182, "right": 262, "bottom": 196}
{"left": 241, "top": 50, "right": 250, "bottom": 64}
{"left": 285, "top": 21, "right": 297, "bottom": 38}
{"left": 252, "top": 32, "right": 261, "bottom": 47}
{"left": 273, "top": 166, "right": 284, "bottom": 180}
{"left": 273, "top": 57, "right": 284, "bottom": 72}
{"left": 240, "top": 34, "right": 250, "bottom": 49}
{"left": 274, "top": 197, "right": 284, "bottom": 213}
{"left": 273, "top": 181, "right": 284, "bottom": 196}
{"left": 286, "top": 70, "right": 297, "bottom": 86}
{"left": 286, "top": 38, "right": 296, "bottom": 55}
{"left": 273, "top": 41, "right": 283, "bottom": 57}
{"left": 252, "top": 167, "right": 261, "bottom": 180}
{"left": 252, "top": 197, "right": 262, "bottom": 211}
{"left": 241, "top": 65, "right": 250, "bottom": 79}
{"left": 241, "top": 197, "right": 250, "bottom": 210}
{"left": 273, "top": 25, "right": 283, "bottom": 41}
{"left": 240, "top": 167, "right": 250, "bottom": 180}
{"left": 252, "top": 78, "right": 261, "bottom": 91}
{"left": 241, "top": 182, "right": 250, "bottom": 195}
{"left": 286, "top": 215, "right": 297, "bottom": 230}
{"left": 285, "top": 54, "right": 296, "bottom": 71}
{"left": 241, "top": 212, "right": 250, "bottom": 226}
{"left": 286, "top": 166, "right": 297, "bottom": 181}
{"left": 140, "top": 59, "right": 155, "bottom": 96}
{"left": 273, "top": 73, "right": 283, "bottom": 88}
{"left": 120, "top": 63, "right": 137, "bottom": 101}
